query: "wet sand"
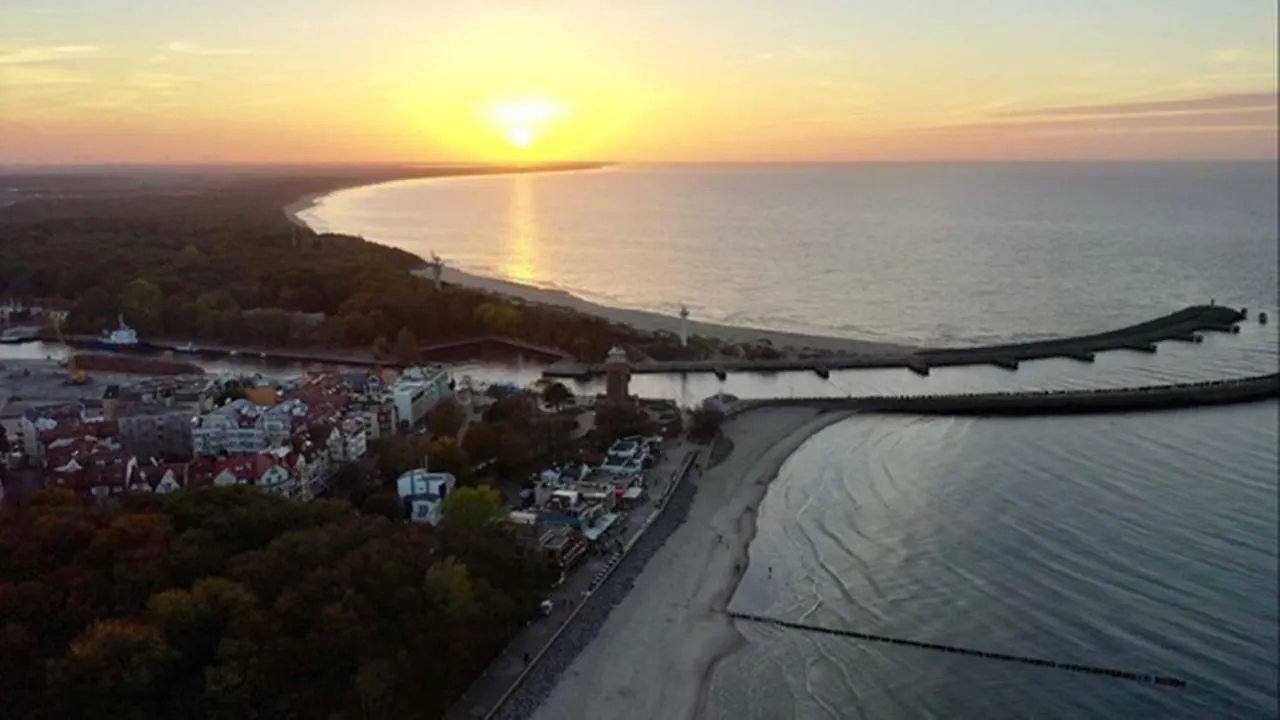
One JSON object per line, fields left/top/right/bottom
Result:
{"left": 530, "top": 407, "right": 852, "bottom": 720}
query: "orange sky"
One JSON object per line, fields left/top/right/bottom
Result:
{"left": 1, "top": 1, "right": 1276, "bottom": 163}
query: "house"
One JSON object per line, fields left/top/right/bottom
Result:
{"left": 395, "top": 469, "right": 457, "bottom": 525}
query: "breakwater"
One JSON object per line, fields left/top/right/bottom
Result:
{"left": 728, "top": 613, "right": 1187, "bottom": 689}
{"left": 728, "top": 373, "right": 1278, "bottom": 417}
{"left": 544, "top": 305, "right": 1246, "bottom": 379}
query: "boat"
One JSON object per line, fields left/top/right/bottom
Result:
{"left": 174, "top": 341, "right": 200, "bottom": 354}
{"left": 85, "top": 315, "right": 151, "bottom": 352}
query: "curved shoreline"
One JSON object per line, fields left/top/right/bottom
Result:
{"left": 528, "top": 408, "right": 853, "bottom": 720}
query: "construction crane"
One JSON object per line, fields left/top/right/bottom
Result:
{"left": 52, "top": 315, "right": 88, "bottom": 385}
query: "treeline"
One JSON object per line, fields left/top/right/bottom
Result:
{"left": 0, "top": 169, "right": 682, "bottom": 362}
{"left": 0, "top": 486, "right": 557, "bottom": 719}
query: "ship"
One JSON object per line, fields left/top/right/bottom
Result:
{"left": 85, "top": 315, "right": 152, "bottom": 352}
{"left": 174, "top": 341, "right": 201, "bottom": 354}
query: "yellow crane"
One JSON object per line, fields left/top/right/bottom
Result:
{"left": 52, "top": 315, "right": 88, "bottom": 385}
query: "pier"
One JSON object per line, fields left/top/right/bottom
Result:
{"left": 544, "top": 305, "right": 1247, "bottom": 379}
{"left": 725, "top": 373, "right": 1279, "bottom": 417}
{"left": 728, "top": 613, "right": 1187, "bottom": 689}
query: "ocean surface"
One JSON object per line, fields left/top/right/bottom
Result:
{"left": 298, "top": 162, "right": 1279, "bottom": 718}
{"left": 300, "top": 162, "right": 1279, "bottom": 345}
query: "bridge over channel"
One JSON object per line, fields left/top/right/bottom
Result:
{"left": 545, "top": 305, "right": 1250, "bottom": 380}
{"left": 721, "top": 373, "right": 1279, "bottom": 418}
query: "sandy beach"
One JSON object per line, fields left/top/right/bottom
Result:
{"left": 530, "top": 407, "right": 853, "bottom": 720}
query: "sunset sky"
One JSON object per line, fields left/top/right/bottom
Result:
{"left": 1, "top": 0, "right": 1276, "bottom": 164}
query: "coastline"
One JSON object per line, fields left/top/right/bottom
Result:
{"left": 530, "top": 407, "right": 853, "bottom": 720}
{"left": 284, "top": 174, "right": 916, "bottom": 357}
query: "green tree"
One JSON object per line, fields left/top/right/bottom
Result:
{"left": 425, "top": 438, "right": 471, "bottom": 481}
{"left": 119, "top": 277, "right": 163, "bottom": 334}
{"left": 687, "top": 407, "right": 725, "bottom": 443}
{"left": 439, "top": 486, "right": 504, "bottom": 529}
{"left": 460, "top": 421, "right": 502, "bottom": 464}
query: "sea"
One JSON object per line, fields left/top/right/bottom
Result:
{"left": 300, "top": 163, "right": 1279, "bottom": 719}
{"left": 10, "top": 163, "right": 1276, "bottom": 718}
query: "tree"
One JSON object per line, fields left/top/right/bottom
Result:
{"left": 119, "top": 277, "right": 163, "bottom": 334}
{"left": 540, "top": 381, "right": 574, "bottom": 412}
{"left": 392, "top": 326, "right": 420, "bottom": 366}
{"left": 425, "top": 438, "right": 471, "bottom": 481}
{"left": 361, "top": 491, "right": 406, "bottom": 521}
{"left": 687, "top": 407, "right": 725, "bottom": 443}
{"left": 44, "top": 619, "right": 180, "bottom": 719}
{"left": 426, "top": 398, "right": 466, "bottom": 439}
{"left": 439, "top": 486, "right": 504, "bottom": 529}
{"left": 460, "top": 421, "right": 502, "bottom": 465}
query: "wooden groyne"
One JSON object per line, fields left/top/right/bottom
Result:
{"left": 732, "top": 373, "right": 1279, "bottom": 417}
{"left": 729, "top": 613, "right": 1187, "bottom": 689}
{"left": 544, "top": 305, "right": 1246, "bottom": 379}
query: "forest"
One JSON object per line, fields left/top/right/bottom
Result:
{"left": 0, "top": 485, "right": 556, "bottom": 720}
{"left": 0, "top": 166, "right": 698, "bottom": 362}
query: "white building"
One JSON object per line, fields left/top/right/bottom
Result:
{"left": 396, "top": 469, "right": 457, "bottom": 526}
{"left": 390, "top": 365, "right": 452, "bottom": 429}
{"left": 326, "top": 417, "right": 369, "bottom": 464}
{"left": 192, "top": 398, "right": 311, "bottom": 456}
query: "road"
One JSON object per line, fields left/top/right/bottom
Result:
{"left": 447, "top": 436, "right": 699, "bottom": 720}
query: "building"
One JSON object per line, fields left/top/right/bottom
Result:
{"left": 113, "top": 403, "right": 196, "bottom": 459}
{"left": 325, "top": 417, "right": 369, "bottom": 464}
{"left": 390, "top": 365, "right": 452, "bottom": 428}
{"left": 16, "top": 404, "right": 117, "bottom": 465}
{"left": 602, "top": 346, "right": 633, "bottom": 408}
{"left": 191, "top": 398, "right": 311, "bottom": 456}
{"left": 395, "top": 469, "right": 457, "bottom": 525}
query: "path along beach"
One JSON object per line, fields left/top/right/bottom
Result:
{"left": 530, "top": 407, "right": 852, "bottom": 720}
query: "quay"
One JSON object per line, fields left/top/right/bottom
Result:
{"left": 726, "top": 373, "right": 1279, "bottom": 417}
{"left": 543, "top": 305, "right": 1247, "bottom": 379}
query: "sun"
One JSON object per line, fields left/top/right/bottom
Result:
{"left": 489, "top": 97, "right": 565, "bottom": 151}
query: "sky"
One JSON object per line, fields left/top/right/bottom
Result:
{"left": 1, "top": 0, "right": 1276, "bottom": 163}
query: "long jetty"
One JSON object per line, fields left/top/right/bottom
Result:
{"left": 729, "top": 612, "right": 1187, "bottom": 689}
{"left": 725, "top": 373, "right": 1278, "bottom": 417}
{"left": 543, "top": 305, "right": 1247, "bottom": 379}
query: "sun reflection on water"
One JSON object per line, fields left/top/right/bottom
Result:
{"left": 503, "top": 175, "right": 539, "bottom": 285}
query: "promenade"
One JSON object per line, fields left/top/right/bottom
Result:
{"left": 543, "top": 305, "right": 1247, "bottom": 379}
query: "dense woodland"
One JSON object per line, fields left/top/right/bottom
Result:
{"left": 0, "top": 486, "right": 555, "bottom": 720}
{"left": 0, "top": 166, "right": 701, "bottom": 362}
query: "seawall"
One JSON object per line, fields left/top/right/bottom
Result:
{"left": 729, "top": 373, "right": 1279, "bottom": 417}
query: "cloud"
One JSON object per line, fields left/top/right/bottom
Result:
{"left": 0, "top": 64, "right": 89, "bottom": 86}
{"left": 164, "top": 41, "right": 249, "bottom": 56}
{"left": 0, "top": 44, "right": 100, "bottom": 65}
{"left": 128, "top": 72, "right": 191, "bottom": 90}
{"left": 908, "top": 107, "right": 1277, "bottom": 136}
{"left": 1205, "top": 48, "right": 1274, "bottom": 65}
{"left": 994, "top": 92, "right": 1276, "bottom": 119}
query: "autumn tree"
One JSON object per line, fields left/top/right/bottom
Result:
{"left": 687, "top": 407, "right": 725, "bottom": 443}
{"left": 540, "top": 381, "right": 574, "bottom": 412}
{"left": 427, "top": 397, "right": 466, "bottom": 439}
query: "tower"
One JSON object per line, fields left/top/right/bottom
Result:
{"left": 679, "top": 305, "right": 690, "bottom": 348}
{"left": 604, "top": 346, "right": 631, "bottom": 404}
{"left": 428, "top": 252, "right": 444, "bottom": 291}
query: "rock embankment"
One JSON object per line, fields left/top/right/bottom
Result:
{"left": 73, "top": 352, "right": 204, "bottom": 376}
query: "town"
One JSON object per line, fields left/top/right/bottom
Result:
{"left": 0, "top": 337, "right": 721, "bottom": 576}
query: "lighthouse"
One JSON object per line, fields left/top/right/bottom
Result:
{"left": 679, "top": 305, "right": 690, "bottom": 348}
{"left": 427, "top": 252, "right": 444, "bottom": 291}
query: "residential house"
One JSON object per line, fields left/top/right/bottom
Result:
{"left": 395, "top": 469, "right": 457, "bottom": 525}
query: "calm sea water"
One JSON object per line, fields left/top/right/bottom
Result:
{"left": 299, "top": 163, "right": 1279, "bottom": 718}
{"left": 301, "top": 162, "right": 1279, "bottom": 345}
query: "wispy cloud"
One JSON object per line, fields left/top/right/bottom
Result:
{"left": 756, "top": 46, "right": 844, "bottom": 63}
{"left": 909, "top": 107, "right": 1277, "bottom": 136}
{"left": 164, "top": 41, "right": 249, "bottom": 56}
{"left": 0, "top": 44, "right": 100, "bottom": 66}
{"left": 128, "top": 71, "right": 192, "bottom": 91}
{"left": 1205, "top": 48, "right": 1274, "bottom": 65}
{"left": 995, "top": 92, "right": 1277, "bottom": 119}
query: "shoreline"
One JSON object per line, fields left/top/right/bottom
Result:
{"left": 284, "top": 173, "right": 917, "bottom": 357}
{"left": 530, "top": 407, "right": 853, "bottom": 720}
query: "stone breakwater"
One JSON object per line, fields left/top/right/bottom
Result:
{"left": 493, "top": 479, "right": 700, "bottom": 720}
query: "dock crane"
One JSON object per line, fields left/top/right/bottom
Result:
{"left": 52, "top": 316, "right": 89, "bottom": 385}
